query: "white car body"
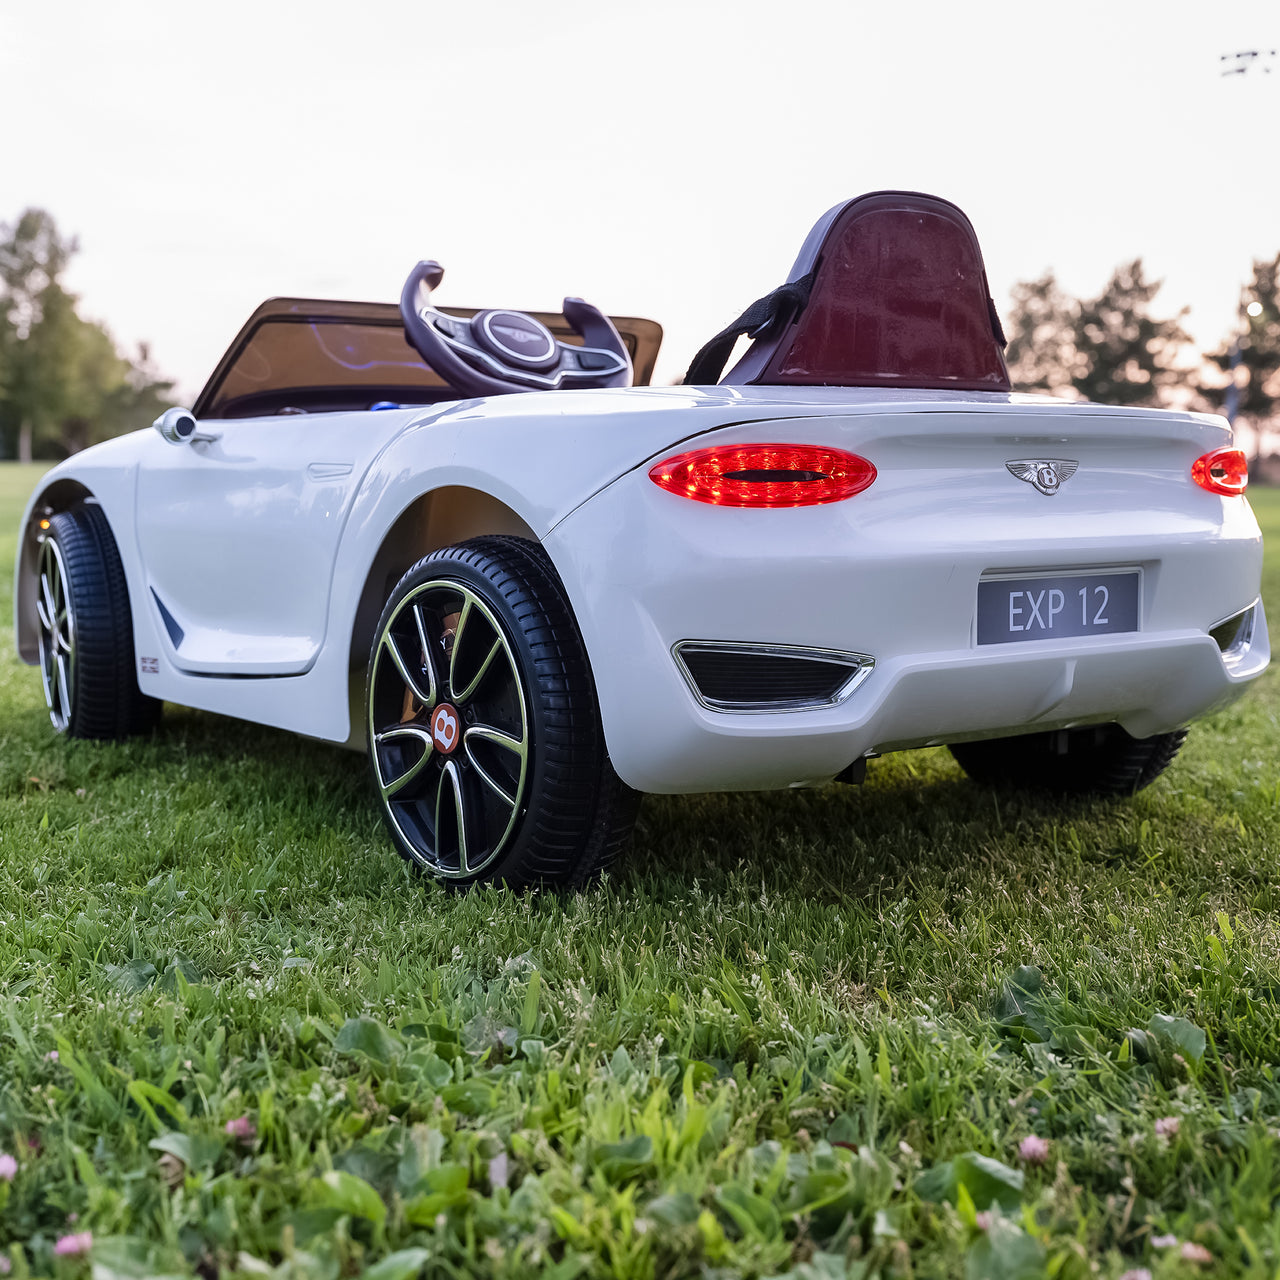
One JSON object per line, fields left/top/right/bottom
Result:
{"left": 11, "top": 189, "right": 1271, "bottom": 887}
{"left": 13, "top": 382, "right": 1268, "bottom": 793}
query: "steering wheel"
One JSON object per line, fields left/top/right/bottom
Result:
{"left": 400, "top": 260, "right": 632, "bottom": 397}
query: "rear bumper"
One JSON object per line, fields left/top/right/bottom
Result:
{"left": 545, "top": 467, "right": 1268, "bottom": 794}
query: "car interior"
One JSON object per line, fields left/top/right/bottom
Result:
{"left": 193, "top": 298, "right": 663, "bottom": 419}
{"left": 193, "top": 191, "right": 1008, "bottom": 419}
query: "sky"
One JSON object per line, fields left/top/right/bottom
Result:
{"left": 0, "top": 0, "right": 1276, "bottom": 403}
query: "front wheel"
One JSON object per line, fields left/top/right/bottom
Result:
{"left": 365, "top": 536, "right": 637, "bottom": 889}
{"left": 948, "top": 724, "right": 1187, "bottom": 797}
{"left": 36, "top": 504, "right": 161, "bottom": 739}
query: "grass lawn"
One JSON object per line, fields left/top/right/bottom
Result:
{"left": 2, "top": 460, "right": 1280, "bottom": 1279}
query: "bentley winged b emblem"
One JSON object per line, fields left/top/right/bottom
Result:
{"left": 1006, "top": 458, "right": 1079, "bottom": 496}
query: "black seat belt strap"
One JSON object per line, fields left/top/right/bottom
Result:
{"left": 682, "top": 272, "right": 815, "bottom": 386}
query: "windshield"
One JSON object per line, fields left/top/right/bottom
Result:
{"left": 194, "top": 298, "right": 662, "bottom": 418}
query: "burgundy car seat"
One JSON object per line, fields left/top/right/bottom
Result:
{"left": 684, "top": 191, "right": 1010, "bottom": 392}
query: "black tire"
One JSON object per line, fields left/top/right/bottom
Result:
{"left": 365, "top": 536, "right": 637, "bottom": 889}
{"left": 948, "top": 724, "right": 1188, "bottom": 798}
{"left": 36, "top": 504, "right": 162, "bottom": 740}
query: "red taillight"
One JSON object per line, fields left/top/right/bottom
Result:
{"left": 649, "top": 444, "right": 876, "bottom": 508}
{"left": 1191, "top": 448, "right": 1248, "bottom": 497}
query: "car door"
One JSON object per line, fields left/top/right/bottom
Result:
{"left": 134, "top": 411, "right": 407, "bottom": 675}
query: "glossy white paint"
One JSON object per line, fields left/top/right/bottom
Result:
{"left": 14, "top": 385, "right": 1268, "bottom": 788}
{"left": 136, "top": 412, "right": 404, "bottom": 673}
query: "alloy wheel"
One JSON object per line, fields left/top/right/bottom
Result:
{"left": 35, "top": 535, "right": 75, "bottom": 732}
{"left": 368, "top": 578, "right": 529, "bottom": 878}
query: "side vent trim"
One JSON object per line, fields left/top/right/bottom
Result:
{"left": 673, "top": 640, "right": 874, "bottom": 714}
{"left": 1209, "top": 598, "right": 1259, "bottom": 661}
{"left": 150, "top": 587, "right": 186, "bottom": 649}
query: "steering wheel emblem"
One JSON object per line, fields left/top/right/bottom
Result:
{"left": 1006, "top": 458, "right": 1079, "bottom": 496}
{"left": 493, "top": 323, "right": 539, "bottom": 345}
{"left": 475, "top": 310, "right": 557, "bottom": 369}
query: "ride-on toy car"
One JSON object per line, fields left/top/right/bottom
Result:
{"left": 14, "top": 192, "right": 1268, "bottom": 888}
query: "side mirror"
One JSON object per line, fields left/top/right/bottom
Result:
{"left": 153, "top": 407, "right": 216, "bottom": 445}
{"left": 153, "top": 407, "right": 197, "bottom": 444}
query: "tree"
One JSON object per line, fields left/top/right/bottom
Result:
{"left": 1003, "top": 271, "right": 1079, "bottom": 398}
{"left": 1202, "top": 254, "right": 1280, "bottom": 429}
{"left": 1070, "top": 260, "right": 1193, "bottom": 407}
{"left": 0, "top": 207, "right": 75, "bottom": 331}
{"left": 0, "top": 209, "right": 74, "bottom": 460}
{"left": 1002, "top": 260, "right": 1195, "bottom": 409}
{"left": 0, "top": 208, "right": 172, "bottom": 460}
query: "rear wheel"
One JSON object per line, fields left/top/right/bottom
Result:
{"left": 36, "top": 504, "right": 161, "bottom": 739}
{"left": 948, "top": 725, "right": 1187, "bottom": 797}
{"left": 366, "top": 536, "right": 636, "bottom": 889}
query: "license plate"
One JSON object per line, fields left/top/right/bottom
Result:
{"left": 977, "top": 571, "right": 1140, "bottom": 645}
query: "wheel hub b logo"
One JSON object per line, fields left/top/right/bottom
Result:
{"left": 431, "top": 703, "right": 461, "bottom": 754}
